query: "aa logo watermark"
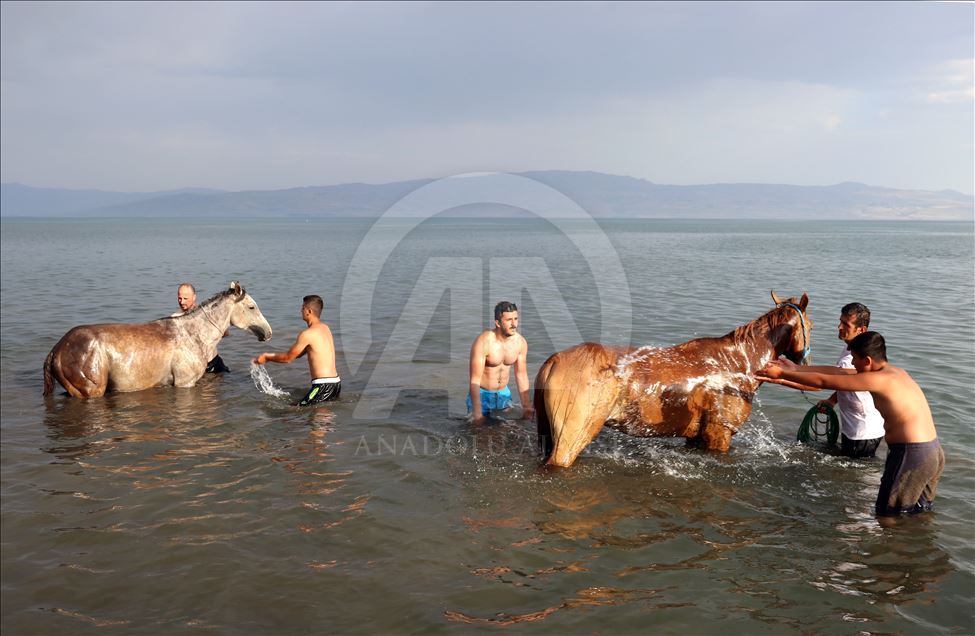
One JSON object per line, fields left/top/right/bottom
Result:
{"left": 353, "top": 433, "right": 538, "bottom": 457}
{"left": 338, "top": 172, "right": 631, "bottom": 419}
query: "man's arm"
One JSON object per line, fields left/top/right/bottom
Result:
{"left": 254, "top": 330, "right": 310, "bottom": 365}
{"left": 514, "top": 336, "right": 533, "bottom": 419}
{"left": 469, "top": 334, "right": 486, "bottom": 423}
{"left": 757, "top": 363, "right": 882, "bottom": 393}
{"left": 774, "top": 358, "right": 856, "bottom": 375}
{"left": 819, "top": 391, "right": 839, "bottom": 409}
{"left": 761, "top": 377, "right": 825, "bottom": 392}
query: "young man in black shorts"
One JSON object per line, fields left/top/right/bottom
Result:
{"left": 253, "top": 295, "right": 340, "bottom": 405}
{"left": 759, "top": 332, "right": 944, "bottom": 521}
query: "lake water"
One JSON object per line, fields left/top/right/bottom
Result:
{"left": 2, "top": 216, "right": 973, "bottom": 634}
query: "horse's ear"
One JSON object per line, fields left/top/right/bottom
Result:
{"left": 229, "top": 281, "right": 243, "bottom": 297}
{"left": 798, "top": 292, "right": 809, "bottom": 311}
{"left": 771, "top": 290, "right": 784, "bottom": 306}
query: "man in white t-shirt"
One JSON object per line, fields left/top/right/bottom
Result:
{"left": 818, "top": 303, "right": 885, "bottom": 458}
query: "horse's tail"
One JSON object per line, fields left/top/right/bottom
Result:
{"left": 43, "top": 348, "right": 56, "bottom": 396}
{"left": 536, "top": 343, "right": 620, "bottom": 468}
{"left": 534, "top": 356, "right": 557, "bottom": 459}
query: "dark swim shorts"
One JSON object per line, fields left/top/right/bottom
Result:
{"left": 875, "top": 439, "right": 945, "bottom": 516}
{"left": 840, "top": 434, "right": 882, "bottom": 459}
{"left": 298, "top": 377, "right": 341, "bottom": 406}
{"left": 205, "top": 355, "right": 230, "bottom": 374}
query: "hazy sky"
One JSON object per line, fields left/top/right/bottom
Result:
{"left": 1, "top": 1, "right": 972, "bottom": 193}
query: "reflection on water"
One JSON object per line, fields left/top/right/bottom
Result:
{"left": 438, "top": 421, "right": 963, "bottom": 630}
{"left": 826, "top": 515, "right": 953, "bottom": 600}
{"left": 4, "top": 219, "right": 973, "bottom": 634}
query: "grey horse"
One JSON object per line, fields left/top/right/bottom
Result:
{"left": 44, "top": 282, "right": 272, "bottom": 398}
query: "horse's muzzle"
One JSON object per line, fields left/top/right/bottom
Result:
{"left": 784, "top": 350, "right": 809, "bottom": 365}
{"left": 251, "top": 326, "right": 271, "bottom": 341}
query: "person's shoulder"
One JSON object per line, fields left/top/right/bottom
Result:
{"left": 887, "top": 364, "right": 914, "bottom": 380}
{"left": 311, "top": 321, "right": 333, "bottom": 335}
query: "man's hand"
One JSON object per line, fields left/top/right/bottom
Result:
{"left": 756, "top": 361, "right": 784, "bottom": 380}
{"left": 253, "top": 353, "right": 267, "bottom": 365}
{"left": 471, "top": 414, "right": 486, "bottom": 425}
{"left": 521, "top": 405, "right": 535, "bottom": 421}
{"left": 775, "top": 357, "right": 799, "bottom": 370}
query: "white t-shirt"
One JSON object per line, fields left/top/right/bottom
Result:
{"left": 835, "top": 347, "right": 886, "bottom": 440}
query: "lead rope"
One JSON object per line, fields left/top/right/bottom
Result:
{"left": 199, "top": 304, "right": 225, "bottom": 338}
{"left": 797, "top": 402, "right": 839, "bottom": 445}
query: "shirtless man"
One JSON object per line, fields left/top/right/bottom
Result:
{"left": 468, "top": 301, "right": 533, "bottom": 424}
{"left": 253, "top": 295, "right": 340, "bottom": 405}
{"left": 173, "top": 283, "right": 230, "bottom": 373}
{"left": 757, "top": 331, "right": 944, "bottom": 518}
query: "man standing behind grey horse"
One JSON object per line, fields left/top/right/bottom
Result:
{"left": 173, "top": 283, "right": 231, "bottom": 373}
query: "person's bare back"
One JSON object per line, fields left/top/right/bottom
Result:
{"left": 860, "top": 364, "right": 936, "bottom": 444}
{"left": 253, "top": 295, "right": 340, "bottom": 406}
{"left": 301, "top": 322, "right": 337, "bottom": 379}
{"left": 254, "top": 295, "right": 339, "bottom": 397}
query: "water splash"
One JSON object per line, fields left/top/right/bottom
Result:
{"left": 250, "top": 363, "right": 290, "bottom": 398}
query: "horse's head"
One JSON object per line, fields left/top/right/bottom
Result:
{"left": 770, "top": 291, "right": 812, "bottom": 364}
{"left": 227, "top": 282, "right": 273, "bottom": 342}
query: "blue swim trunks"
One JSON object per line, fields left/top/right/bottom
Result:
{"left": 467, "top": 386, "right": 513, "bottom": 416}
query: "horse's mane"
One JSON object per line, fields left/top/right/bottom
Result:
{"left": 163, "top": 287, "right": 243, "bottom": 320}
{"left": 730, "top": 299, "right": 798, "bottom": 345}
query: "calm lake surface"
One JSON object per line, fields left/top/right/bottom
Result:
{"left": 2, "top": 217, "right": 973, "bottom": 635}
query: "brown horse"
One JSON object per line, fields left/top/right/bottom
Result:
{"left": 534, "top": 292, "right": 812, "bottom": 467}
{"left": 44, "top": 282, "right": 272, "bottom": 398}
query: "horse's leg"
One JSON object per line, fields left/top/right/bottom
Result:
{"left": 172, "top": 365, "right": 205, "bottom": 388}
{"left": 170, "top": 350, "right": 206, "bottom": 388}
{"left": 696, "top": 412, "right": 734, "bottom": 452}
{"left": 694, "top": 397, "right": 752, "bottom": 452}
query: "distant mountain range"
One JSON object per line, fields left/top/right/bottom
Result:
{"left": 1, "top": 171, "right": 972, "bottom": 220}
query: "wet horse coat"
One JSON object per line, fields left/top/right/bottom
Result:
{"left": 535, "top": 292, "right": 812, "bottom": 467}
{"left": 43, "top": 282, "right": 272, "bottom": 398}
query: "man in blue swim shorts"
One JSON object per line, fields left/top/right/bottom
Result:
{"left": 467, "top": 301, "right": 533, "bottom": 423}
{"left": 466, "top": 385, "right": 513, "bottom": 416}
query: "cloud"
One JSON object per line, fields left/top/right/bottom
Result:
{"left": 1, "top": 2, "right": 972, "bottom": 193}
{"left": 925, "top": 58, "right": 975, "bottom": 104}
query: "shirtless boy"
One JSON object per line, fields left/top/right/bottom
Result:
{"left": 253, "top": 295, "right": 339, "bottom": 405}
{"left": 468, "top": 301, "right": 533, "bottom": 424}
{"left": 757, "top": 331, "right": 944, "bottom": 518}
